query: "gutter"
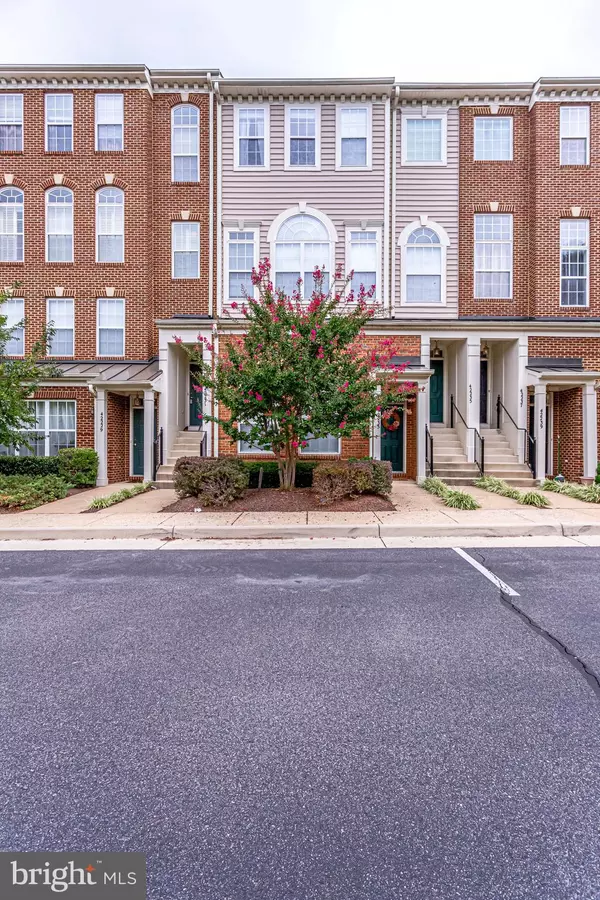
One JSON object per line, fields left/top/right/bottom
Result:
{"left": 207, "top": 74, "right": 214, "bottom": 317}
{"left": 390, "top": 86, "right": 399, "bottom": 318}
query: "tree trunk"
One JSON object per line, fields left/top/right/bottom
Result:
{"left": 278, "top": 454, "right": 297, "bottom": 491}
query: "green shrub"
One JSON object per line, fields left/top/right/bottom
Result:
{"left": 0, "top": 455, "right": 60, "bottom": 477}
{"left": 0, "top": 474, "right": 70, "bottom": 510}
{"left": 596, "top": 462, "right": 600, "bottom": 485}
{"left": 87, "top": 482, "right": 151, "bottom": 510}
{"left": 421, "top": 476, "right": 448, "bottom": 498}
{"left": 541, "top": 478, "right": 562, "bottom": 492}
{"left": 518, "top": 491, "right": 550, "bottom": 508}
{"left": 174, "top": 457, "right": 249, "bottom": 506}
{"left": 242, "top": 459, "right": 317, "bottom": 488}
{"left": 312, "top": 459, "right": 393, "bottom": 504}
{"left": 444, "top": 489, "right": 481, "bottom": 510}
{"left": 57, "top": 448, "right": 99, "bottom": 486}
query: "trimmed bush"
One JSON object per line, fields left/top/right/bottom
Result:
{"left": 0, "top": 474, "right": 70, "bottom": 510}
{"left": 312, "top": 459, "right": 393, "bottom": 504}
{"left": 242, "top": 460, "right": 317, "bottom": 489}
{"left": 174, "top": 457, "right": 249, "bottom": 507}
{"left": 57, "top": 448, "right": 99, "bottom": 486}
{"left": 0, "top": 455, "right": 60, "bottom": 477}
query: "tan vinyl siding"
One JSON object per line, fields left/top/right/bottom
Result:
{"left": 394, "top": 107, "right": 459, "bottom": 319}
{"left": 221, "top": 101, "right": 388, "bottom": 313}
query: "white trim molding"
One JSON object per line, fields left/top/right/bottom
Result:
{"left": 233, "top": 103, "right": 270, "bottom": 170}
{"left": 400, "top": 108, "right": 448, "bottom": 167}
{"left": 266, "top": 204, "right": 338, "bottom": 244}
{"left": 335, "top": 101, "right": 373, "bottom": 170}
{"left": 398, "top": 218, "right": 450, "bottom": 307}
{"left": 284, "top": 103, "right": 321, "bottom": 170}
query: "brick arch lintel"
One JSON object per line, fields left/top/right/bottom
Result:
{"left": 173, "top": 210, "right": 201, "bottom": 221}
{"left": 166, "top": 93, "right": 204, "bottom": 109}
{"left": 560, "top": 207, "right": 593, "bottom": 218}
{"left": 91, "top": 175, "right": 128, "bottom": 191}
{"left": 2, "top": 174, "right": 26, "bottom": 190}
{"left": 473, "top": 202, "right": 515, "bottom": 213}
{"left": 41, "top": 175, "right": 77, "bottom": 192}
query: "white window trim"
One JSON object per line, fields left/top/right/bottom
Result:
{"left": 336, "top": 103, "right": 372, "bottom": 170}
{"left": 0, "top": 187, "right": 24, "bottom": 263}
{"left": 398, "top": 219, "right": 449, "bottom": 306}
{"left": 560, "top": 105, "right": 590, "bottom": 166}
{"left": 24, "top": 400, "right": 77, "bottom": 457}
{"left": 46, "top": 297, "right": 74, "bottom": 357}
{"left": 45, "top": 187, "right": 74, "bottom": 264}
{"left": 171, "top": 221, "right": 200, "bottom": 280}
{"left": 0, "top": 94, "right": 24, "bottom": 151}
{"left": 233, "top": 104, "right": 270, "bottom": 171}
{"left": 1, "top": 296, "right": 25, "bottom": 355}
{"left": 267, "top": 206, "right": 337, "bottom": 300}
{"left": 96, "top": 297, "right": 126, "bottom": 358}
{"left": 473, "top": 116, "right": 513, "bottom": 161}
{"left": 284, "top": 104, "right": 321, "bottom": 170}
{"left": 94, "top": 93, "right": 124, "bottom": 152}
{"left": 400, "top": 111, "right": 448, "bottom": 167}
{"left": 237, "top": 421, "right": 273, "bottom": 455}
{"left": 345, "top": 225, "right": 382, "bottom": 300}
{"left": 560, "top": 218, "right": 589, "bottom": 308}
{"left": 171, "top": 104, "right": 200, "bottom": 183}
{"left": 473, "top": 213, "right": 513, "bottom": 301}
{"left": 44, "top": 93, "right": 73, "bottom": 153}
{"left": 95, "top": 188, "right": 125, "bottom": 263}
{"left": 223, "top": 225, "right": 260, "bottom": 303}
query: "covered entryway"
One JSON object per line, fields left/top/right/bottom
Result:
{"left": 429, "top": 359, "right": 444, "bottom": 423}
{"left": 380, "top": 408, "right": 405, "bottom": 472}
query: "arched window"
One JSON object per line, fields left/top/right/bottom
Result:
{"left": 45, "top": 187, "right": 73, "bottom": 262}
{"left": 399, "top": 221, "right": 448, "bottom": 305}
{"left": 0, "top": 187, "right": 24, "bottom": 262}
{"left": 172, "top": 104, "right": 199, "bottom": 182}
{"left": 96, "top": 187, "right": 124, "bottom": 263}
{"left": 273, "top": 213, "right": 332, "bottom": 297}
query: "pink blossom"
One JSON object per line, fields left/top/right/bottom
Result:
{"left": 301, "top": 440, "right": 309, "bottom": 447}
{"left": 230, "top": 301, "right": 238, "bottom": 309}
{"left": 173, "top": 335, "right": 182, "bottom": 344}
{"left": 291, "top": 440, "right": 299, "bottom": 448}
{"left": 193, "top": 385, "right": 202, "bottom": 393}
{"left": 255, "top": 394, "right": 263, "bottom": 402}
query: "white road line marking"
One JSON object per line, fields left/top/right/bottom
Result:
{"left": 453, "top": 547, "right": 520, "bottom": 596}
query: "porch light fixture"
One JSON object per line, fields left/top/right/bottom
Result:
{"left": 480, "top": 342, "right": 489, "bottom": 360}
{"left": 431, "top": 341, "right": 443, "bottom": 359}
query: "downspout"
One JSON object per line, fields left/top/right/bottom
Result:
{"left": 215, "top": 80, "right": 222, "bottom": 318}
{"left": 390, "top": 85, "right": 399, "bottom": 318}
{"left": 207, "top": 74, "right": 214, "bottom": 317}
{"left": 383, "top": 95, "right": 391, "bottom": 314}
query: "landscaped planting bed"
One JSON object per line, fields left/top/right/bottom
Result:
{"left": 163, "top": 488, "right": 395, "bottom": 513}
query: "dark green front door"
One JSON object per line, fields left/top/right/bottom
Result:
{"left": 189, "top": 364, "right": 203, "bottom": 426}
{"left": 380, "top": 408, "right": 404, "bottom": 472}
{"left": 430, "top": 359, "right": 444, "bottom": 423}
{"left": 132, "top": 407, "right": 144, "bottom": 476}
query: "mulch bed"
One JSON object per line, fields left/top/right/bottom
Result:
{"left": 0, "top": 485, "right": 92, "bottom": 514}
{"left": 162, "top": 487, "right": 395, "bottom": 513}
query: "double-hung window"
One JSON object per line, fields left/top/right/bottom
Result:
{"left": 474, "top": 214, "right": 513, "bottom": 299}
{"left": 560, "top": 106, "right": 589, "bottom": 165}
{"left": 172, "top": 222, "right": 200, "bottom": 279}
{"left": 226, "top": 230, "right": 256, "bottom": 299}
{"left": 97, "top": 297, "right": 125, "bottom": 356}
{"left": 172, "top": 105, "right": 199, "bottom": 182}
{"left": 95, "top": 94, "right": 124, "bottom": 151}
{"left": 1, "top": 296, "right": 24, "bottom": 354}
{"left": 237, "top": 108, "right": 267, "bottom": 167}
{"left": 300, "top": 434, "right": 340, "bottom": 454}
{"left": 47, "top": 297, "right": 74, "bottom": 356}
{"left": 402, "top": 114, "right": 446, "bottom": 165}
{"left": 560, "top": 219, "right": 589, "bottom": 307}
{"left": 404, "top": 227, "right": 443, "bottom": 304}
{"left": 337, "top": 106, "right": 370, "bottom": 167}
{"left": 45, "top": 188, "right": 74, "bottom": 262}
{"left": 0, "top": 400, "right": 76, "bottom": 458}
{"left": 45, "top": 94, "right": 73, "bottom": 152}
{"left": 238, "top": 422, "right": 271, "bottom": 454}
{"left": 0, "top": 94, "right": 23, "bottom": 152}
{"left": 348, "top": 230, "right": 379, "bottom": 297}
{"left": 286, "top": 107, "right": 320, "bottom": 168}
{"left": 96, "top": 187, "right": 124, "bottom": 262}
{"left": 0, "top": 187, "right": 24, "bottom": 262}
{"left": 274, "top": 214, "right": 331, "bottom": 297}
{"left": 474, "top": 117, "right": 513, "bottom": 160}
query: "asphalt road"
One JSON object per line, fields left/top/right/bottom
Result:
{"left": 1, "top": 548, "right": 600, "bottom": 900}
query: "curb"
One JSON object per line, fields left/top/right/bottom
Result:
{"left": 0, "top": 521, "right": 599, "bottom": 541}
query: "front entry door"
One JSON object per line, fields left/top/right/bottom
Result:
{"left": 189, "top": 363, "right": 203, "bottom": 426}
{"left": 132, "top": 407, "right": 144, "bottom": 476}
{"left": 430, "top": 360, "right": 444, "bottom": 423}
{"left": 480, "top": 360, "right": 488, "bottom": 424}
{"left": 380, "top": 408, "right": 404, "bottom": 473}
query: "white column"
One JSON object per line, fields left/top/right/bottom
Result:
{"left": 94, "top": 388, "right": 108, "bottom": 486}
{"left": 465, "top": 336, "right": 481, "bottom": 462}
{"left": 516, "top": 336, "right": 529, "bottom": 462}
{"left": 416, "top": 385, "right": 428, "bottom": 482}
{"left": 534, "top": 383, "right": 547, "bottom": 483}
{"left": 582, "top": 382, "right": 598, "bottom": 479}
{"left": 143, "top": 389, "right": 155, "bottom": 483}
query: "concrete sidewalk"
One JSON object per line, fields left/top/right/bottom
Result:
{"left": 1, "top": 480, "right": 599, "bottom": 542}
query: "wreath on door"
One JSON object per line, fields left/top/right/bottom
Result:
{"left": 381, "top": 409, "right": 402, "bottom": 432}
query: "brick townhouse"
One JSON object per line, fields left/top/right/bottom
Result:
{"left": 1, "top": 67, "right": 599, "bottom": 486}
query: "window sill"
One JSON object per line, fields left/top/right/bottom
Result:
{"left": 472, "top": 158, "right": 514, "bottom": 163}
{"left": 45, "top": 262, "right": 74, "bottom": 267}
{"left": 0, "top": 260, "right": 24, "bottom": 266}
{"left": 559, "top": 164, "right": 591, "bottom": 170}
{"left": 171, "top": 180, "right": 201, "bottom": 185}
{"left": 233, "top": 165, "right": 270, "bottom": 172}
{"left": 172, "top": 277, "right": 201, "bottom": 281}
{"left": 0, "top": 150, "right": 23, "bottom": 155}
{"left": 401, "top": 160, "right": 447, "bottom": 168}
{"left": 473, "top": 297, "right": 514, "bottom": 302}
{"left": 44, "top": 151, "right": 74, "bottom": 156}
{"left": 335, "top": 164, "right": 372, "bottom": 172}
{"left": 94, "top": 150, "right": 125, "bottom": 155}
{"left": 95, "top": 261, "right": 126, "bottom": 266}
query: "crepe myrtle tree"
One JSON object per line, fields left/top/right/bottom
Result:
{"left": 177, "top": 260, "right": 419, "bottom": 490}
{"left": 0, "top": 283, "right": 58, "bottom": 450}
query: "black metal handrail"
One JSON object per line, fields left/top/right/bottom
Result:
{"left": 152, "top": 427, "right": 163, "bottom": 480}
{"left": 496, "top": 395, "right": 536, "bottom": 478}
{"left": 425, "top": 424, "right": 434, "bottom": 477}
{"left": 450, "top": 394, "right": 485, "bottom": 476}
